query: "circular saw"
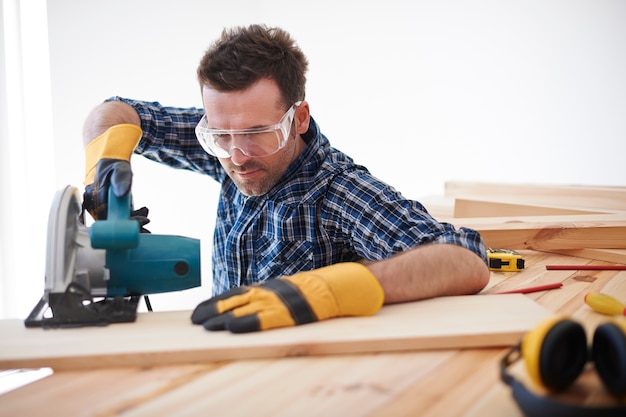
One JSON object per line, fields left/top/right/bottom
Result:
{"left": 25, "top": 185, "right": 201, "bottom": 328}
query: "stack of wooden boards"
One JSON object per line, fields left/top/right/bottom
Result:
{"left": 431, "top": 181, "right": 626, "bottom": 265}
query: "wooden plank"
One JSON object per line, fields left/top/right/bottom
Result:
{"left": 0, "top": 352, "right": 459, "bottom": 417}
{"left": 476, "top": 224, "right": 626, "bottom": 250}
{"left": 0, "top": 364, "right": 219, "bottom": 417}
{"left": 540, "top": 248, "right": 626, "bottom": 265}
{"left": 444, "top": 214, "right": 626, "bottom": 250}
{"left": 445, "top": 181, "right": 626, "bottom": 211}
{"left": 453, "top": 198, "right": 607, "bottom": 218}
{"left": 368, "top": 349, "right": 504, "bottom": 417}
{"left": 114, "top": 352, "right": 458, "bottom": 417}
{"left": 0, "top": 294, "right": 550, "bottom": 371}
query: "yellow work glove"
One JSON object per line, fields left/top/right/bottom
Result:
{"left": 83, "top": 124, "right": 142, "bottom": 221}
{"left": 191, "top": 263, "right": 385, "bottom": 333}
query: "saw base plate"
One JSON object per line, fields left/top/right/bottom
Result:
{"left": 25, "top": 283, "right": 140, "bottom": 328}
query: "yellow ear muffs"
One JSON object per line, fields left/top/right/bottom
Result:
{"left": 592, "top": 320, "right": 626, "bottom": 397}
{"left": 501, "top": 317, "right": 626, "bottom": 417}
{"left": 521, "top": 316, "right": 588, "bottom": 392}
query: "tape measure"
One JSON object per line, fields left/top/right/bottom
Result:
{"left": 487, "top": 248, "right": 525, "bottom": 272}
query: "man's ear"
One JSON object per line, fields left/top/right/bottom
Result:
{"left": 295, "top": 101, "right": 310, "bottom": 135}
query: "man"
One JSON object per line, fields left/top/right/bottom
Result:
{"left": 83, "top": 24, "right": 489, "bottom": 333}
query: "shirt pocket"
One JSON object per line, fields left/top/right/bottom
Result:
{"left": 252, "top": 235, "right": 314, "bottom": 281}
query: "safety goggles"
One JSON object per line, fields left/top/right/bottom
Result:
{"left": 195, "top": 101, "right": 302, "bottom": 158}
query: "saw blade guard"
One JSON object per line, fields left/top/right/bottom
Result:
{"left": 43, "top": 185, "right": 97, "bottom": 295}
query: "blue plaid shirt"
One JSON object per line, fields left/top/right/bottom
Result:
{"left": 109, "top": 97, "right": 487, "bottom": 295}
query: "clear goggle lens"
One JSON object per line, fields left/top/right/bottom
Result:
{"left": 195, "top": 102, "right": 301, "bottom": 158}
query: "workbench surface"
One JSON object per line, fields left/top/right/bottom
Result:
{"left": 1, "top": 182, "right": 625, "bottom": 416}
{"left": 1, "top": 250, "right": 624, "bottom": 416}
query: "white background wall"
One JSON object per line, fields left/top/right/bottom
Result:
{"left": 1, "top": 0, "right": 625, "bottom": 319}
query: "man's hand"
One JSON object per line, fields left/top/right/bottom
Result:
{"left": 83, "top": 124, "right": 142, "bottom": 220}
{"left": 191, "top": 263, "right": 385, "bottom": 333}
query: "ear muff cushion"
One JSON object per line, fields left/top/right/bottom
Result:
{"left": 540, "top": 320, "right": 588, "bottom": 391}
{"left": 593, "top": 321, "right": 626, "bottom": 397}
{"left": 522, "top": 316, "right": 565, "bottom": 388}
{"left": 523, "top": 317, "right": 588, "bottom": 391}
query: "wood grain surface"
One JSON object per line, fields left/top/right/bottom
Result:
{"left": 0, "top": 294, "right": 550, "bottom": 371}
{"left": 2, "top": 184, "right": 624, "bottom": 417}
{"left": 444, "top": 181, "right": 626, "bottom": 211}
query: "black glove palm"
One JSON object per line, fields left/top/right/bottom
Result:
{"left": 83, "top": 158, "right": 133, "bottom": 220}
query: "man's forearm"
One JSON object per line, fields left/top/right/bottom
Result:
{"left": 83, "top": 100, "right": 141, "bottom": 145}
{"left": 366, "top": 244, "right": 490, "bottom": 304}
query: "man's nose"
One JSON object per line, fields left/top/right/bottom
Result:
{"left": 229, "top": 147, "right": 251, "bottom": 166}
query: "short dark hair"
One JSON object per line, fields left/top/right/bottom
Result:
{"left": 197, "top": 24, "right": 308, "bottom": 108}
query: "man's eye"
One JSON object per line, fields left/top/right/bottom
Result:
{"left": 242, "top": 132, "right": 260, "bottom": 140}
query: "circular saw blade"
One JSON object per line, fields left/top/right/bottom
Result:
{"left": 44, "top": 185, "right": 83, "bottom": 296}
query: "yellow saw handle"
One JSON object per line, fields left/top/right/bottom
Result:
{"left": 584, "top": 292, "right": 626, "bottom": 316}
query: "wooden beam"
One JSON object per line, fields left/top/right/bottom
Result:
{"left": 453, "top": 198, "right": 606, "bottom": 218}
{"left": 444, "top": 214, "right": 626, "bottom": 250}
{"left": 539, "top": 248, "right": 626, "bottom": 265}
{"left": 476, "top": 224, "right": 626, "bottom": 250}
{"left": 445, "top": 181, "right": 626, "bottom": 211}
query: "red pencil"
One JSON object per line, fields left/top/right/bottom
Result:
{"left": 546, "top": 265, "right": 626, "bottom": 271}
{"left": 495, "top": 282, "right": 563, "bottom": 294}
